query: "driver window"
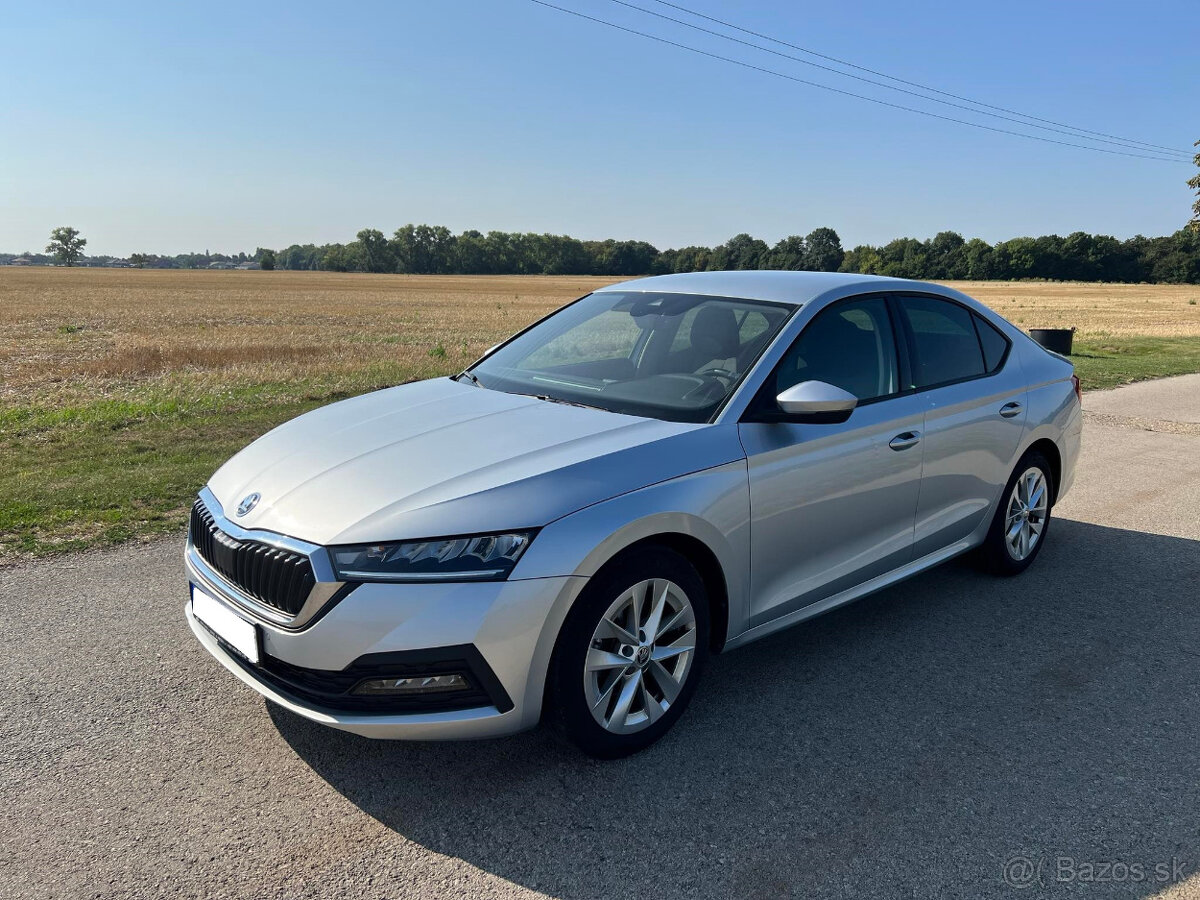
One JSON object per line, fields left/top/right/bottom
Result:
{"left": 774, "top": 297, "right": 899, "bottom": 402}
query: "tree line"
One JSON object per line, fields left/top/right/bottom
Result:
{"left": 9, "top": 224, "right": 1200, "bottom": 283}
{"left": 269, "top": 224, "right": 1200, "bottom": 284}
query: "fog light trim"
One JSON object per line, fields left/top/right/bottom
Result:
{"left": 351, "top": 673, "right": 470, "bottom": 696}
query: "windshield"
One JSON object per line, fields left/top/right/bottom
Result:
{"left": 465, "top": 291, "right": 794, "bottom": 422}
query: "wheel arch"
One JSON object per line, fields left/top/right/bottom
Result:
{"left": 514, "top": 462, "right": 751, "bottom": 724}
{"left": 533, "top": 527, "right": 733, "bottom": 729}
{"left": 593, "top": 532, "right": 731, "bottom": 654}
{"left": 1022, "top": 437, "right": 1062, "bottom": 505}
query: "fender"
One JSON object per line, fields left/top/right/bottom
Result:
{"left": 510, "top": 460, "right": 751, "bottom": 718}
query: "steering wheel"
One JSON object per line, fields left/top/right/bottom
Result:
{"left": 695, "top": 367, "right": 737, "bottom": 382}
{"left": 682, "top": 371, "right": 735, "bottom": 403}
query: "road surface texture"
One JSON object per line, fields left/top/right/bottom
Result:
{"left": 3, "top": 376, "right": 1199, "bottom": 900}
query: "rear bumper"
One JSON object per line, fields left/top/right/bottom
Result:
{"left": 186, "top": 551, "right": 586, "bottom": 740}
{"left": 1057, "top": 398, "right": 1083, "bottom": 502}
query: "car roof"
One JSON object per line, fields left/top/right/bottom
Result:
{"left": 595, "top": 270, "right": 936, "bottom": 306}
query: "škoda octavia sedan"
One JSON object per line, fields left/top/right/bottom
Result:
{"left": 186, "top": 271, "right": 1081, "bottom": 757}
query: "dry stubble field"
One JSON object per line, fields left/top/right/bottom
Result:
{"left": 2, "top": 267, "right": 1199, "bottom": 561}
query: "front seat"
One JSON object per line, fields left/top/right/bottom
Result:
{"left": 688, "top": 305, "right": 740, "bottom": 374}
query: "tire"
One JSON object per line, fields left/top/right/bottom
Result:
{"left": 546, "top": 545, "right": 710, "bottom": 759}
{"left": 979, "top": 450, "right": 1054, "bottom": 576}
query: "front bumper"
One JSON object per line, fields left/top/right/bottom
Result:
{"left": 186, "top": 551, "right": 586, "bottom": 740}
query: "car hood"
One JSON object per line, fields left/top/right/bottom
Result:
{"left": 207, "top": 377, "right": 744, "bottom": 545}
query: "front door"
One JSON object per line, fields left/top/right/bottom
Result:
{"left": 738, "top": 295, "right": 925, "bottom": 629}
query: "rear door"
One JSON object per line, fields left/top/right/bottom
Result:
{"left": 896, "top": 295, "right": 1027, "bottom": 557}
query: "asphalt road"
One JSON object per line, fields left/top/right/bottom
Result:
{"left": 3, "top": 376, "right": 1199, "bottom": 900}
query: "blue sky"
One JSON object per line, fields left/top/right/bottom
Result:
{"left": 2, "top": 0, "right": 1196, "bottom": 256}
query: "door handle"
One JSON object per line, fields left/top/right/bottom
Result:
{"left": 889, "top": 431, "right": 921, "bottom": 451}
{"left": 999, "top": 401, "right": 1023, "bottom": 418}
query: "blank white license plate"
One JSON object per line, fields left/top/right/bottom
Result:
{"left": 192, "top": 585, "right": 260, "bottom": 664}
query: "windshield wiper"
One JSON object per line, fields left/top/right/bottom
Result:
{"left": 528, "top": 393, "right": 605, "bottom": 412}
{"left": 456, "top": 370, "right": 483, "bottom": 388}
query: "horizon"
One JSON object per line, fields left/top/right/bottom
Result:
{"left": 4, "top": 218, "right": 1198, "bottom": 262}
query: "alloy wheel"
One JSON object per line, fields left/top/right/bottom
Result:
{"left": 1005, "top": 466, "right": 1049, "bottom": 561}
{"left": 583, "top": 578, "right": 697, "bottom": 735}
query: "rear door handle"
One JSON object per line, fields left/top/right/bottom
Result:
{"left": 999, "top": 401, "right": 1023, "bottom": 418}
{"left": 889, "top": 431, "right": 921, "bottom": 451}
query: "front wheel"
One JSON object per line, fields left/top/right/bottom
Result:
{"left": 546, "top": 546, "right": 710, "bottom": 758}
{"left": 979, "top": 450, "right": 1054, "bottom": 576}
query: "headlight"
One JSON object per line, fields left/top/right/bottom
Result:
{"left": 330, "top": 532, "right": 534, "bottom": 583}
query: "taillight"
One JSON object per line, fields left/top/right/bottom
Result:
{"left": 1071, "top": 374, "right": 1082, "bottom": 404}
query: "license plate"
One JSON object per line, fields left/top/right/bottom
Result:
{"left": 192, "top": 585, "right": 260, "bottom": 664}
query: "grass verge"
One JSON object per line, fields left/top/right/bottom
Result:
{"left": 0, "top": 399, "right": 331, "bottom": 560}
{"left": 1071, "top": 336, "right": 1200, "bottom": 391}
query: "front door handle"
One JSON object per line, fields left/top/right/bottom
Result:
{"left": 999, "top": 401, "right": 1023, "bottom": 418}
{"left": 889, "top": 431, "right": 921, "bottom": 451}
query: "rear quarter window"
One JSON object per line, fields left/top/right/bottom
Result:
{"left": 973, "top": 313, "right": 1011, "bottom": 373}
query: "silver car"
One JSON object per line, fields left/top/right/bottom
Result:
{"left": 185, "top": 271, "right": 1081, "bottom": 757}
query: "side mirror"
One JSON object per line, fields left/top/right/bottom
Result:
{"left": 775, "top": 380, "right": 858, "bottom": 422}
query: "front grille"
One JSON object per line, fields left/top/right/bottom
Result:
{"left": 189, "top": 499, "right": 315, "bottom": 616}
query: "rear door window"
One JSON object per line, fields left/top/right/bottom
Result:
{"left": 900, "top": 296, "right": 986, "bottom": 389}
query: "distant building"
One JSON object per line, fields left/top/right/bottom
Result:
{"left": 207, "top": 261, "right": 236, "bottom": 270}
{"left": 236, "top": 261, "right": 261, "bottom": 270}
{"left": 9, "top": 257, "right": 32, "bottom": 266}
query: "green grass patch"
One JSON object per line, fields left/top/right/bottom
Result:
{"left": 0, "top": 401, "right": 329, "bottom": 559}
{"left": 1070, "top": 336, "right": 1200, "bottom": 391}
{"left": 0, "top": 366, "right": 437, "bottom": 562}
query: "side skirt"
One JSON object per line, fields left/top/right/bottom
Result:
{"left": 722, "top": 538, "right": 975, "bottom": 652}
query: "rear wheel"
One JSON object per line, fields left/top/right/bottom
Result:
{"left": 980, "top": 450, "right": 1054, "bottom": 575}
{"left": 547, "top": 546, "right": 709, "bottom": 758}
